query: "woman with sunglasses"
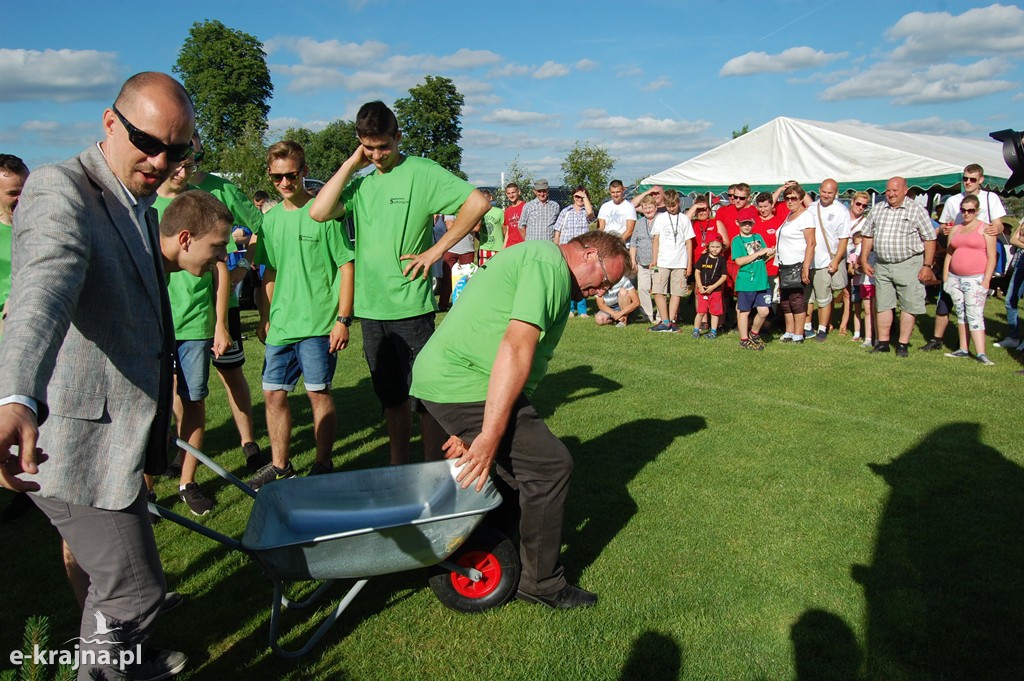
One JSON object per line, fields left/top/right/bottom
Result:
{"left": 553, "top": 186, "right": 595, "bottom": 316}
{"left": 774, "top": 184, "right": 816, "bottom": 343}
{"left": 941, "top": 193, "right": 998, "bottom": 365}
{"left": 689, "top": 197, "right": 729, "bottom": 261}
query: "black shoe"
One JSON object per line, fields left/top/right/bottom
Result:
{"left": 870, "top": 343, "right": 891, "bottom": 353}
{"left": 134, "top": 648, "right": 188, "bottom": 681}
{"left": 308, "top": 460, "right": 334, "bottom": 476}
{"left": 516, "top": 584, "right": 598, "bottom": 610}
{"left": 895, "top": 343, "right": 909, "bottom": 358}
{"left": 242, "top": 441, "right": 266, "bottom": 471}
{"left": 247, "top": 462, "right": 296, "bottom": 491}
{"left": 178, "top": 483, "right": 214, "bottom": 516}
{"left": 815, "top": 330, "right": 827, "bottom": 343}
{"left": 919, "top": 338, "right": 943, "bottom": 352}
{"left": 160, "top": 591, "right": 185, "bottom": 613}
{"left": 147, "top": 490, "right": 161, "bottom": 525}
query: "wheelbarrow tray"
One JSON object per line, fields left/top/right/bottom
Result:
{"left": 241, "top": 460, "right": 503, "bottom": 581}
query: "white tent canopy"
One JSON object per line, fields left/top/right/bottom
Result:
{"left": 642, "top": 116, "right": 1010, "bottom": 195}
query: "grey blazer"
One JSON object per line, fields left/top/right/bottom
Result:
{"left": 0, "top": 144, "right": 173, "bottom": 510}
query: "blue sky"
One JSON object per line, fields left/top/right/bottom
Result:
{"left": 1, "top": 1, "right": 1021, "bottom": 187}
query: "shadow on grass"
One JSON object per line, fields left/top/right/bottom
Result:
{"left": 790, "top": 421, "right": 1024, "bottom": 680}
{"left": 790, "top": 609, "right": 861, "bottom": 681}
{"left": 562, "top": 416, "right": 706, "bottom": 581}
{"left": 618, "top": 630, "right": 683, "bottom": 680}
{"left": 531, "top": 364, "right": 623, "bottom": 419}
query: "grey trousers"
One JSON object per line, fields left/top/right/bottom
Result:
{"left": 422, "top": 396, "right": 573, "bottom": 596}
{"left": 32, "top": 487, "right": 165, "bottom": 681}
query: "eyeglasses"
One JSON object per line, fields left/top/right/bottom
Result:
{"left": 733, "top": 194, "right": 749, "bottom": 200}
{"left": 193, "top": 151, "right": 205, "bottom": 164}
{"left": 112, "top": 105, "right": 194, "bottom": 162}
{"left": 962, "top": 176, "right": 980, "bottom": 183}
{"left": 696, "top": 208, "right": 709, "bottom": 213}
{"left": 785, "top": 195, "right": 800, "bottom": 202}
{"left": 854, "top": 201, "right": 869, "bottom": 208}
{"left": 174, "top": 161, "right": 198, "bottom": 174}
{"left": 269, "top": 171, "right": 300, "bottom": 184}
{"left": 961, "top": 207, "right": 978, "bottom": 214}
{"left": 574, "top": 195, "right": 585, "bottom": 200}
{"left": 651, "top": 191, "right": 662, "bottom": 195}
{"left": 727, "top": 194, "right": 735, "bottom": 199}
{"left": 597, "top": 255, "right": 613, "bottom": 289}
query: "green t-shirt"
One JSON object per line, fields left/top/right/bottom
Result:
{"left": 341, "top": 156, "right": 474, "bottom": 320}
{"left": 410, "top": 241, "right": 571, "bottom": 404}
{"left": 0, "top": 219, "right": 11, "bottom": 313}
{"left": 479, "top": 206, "right": 505, "bottom": 252}
{"left": 731, "top": 233, "right": 769, "bottom": 292}
{"left": 254, "top": 201, "right": 354, "bottom": 345}
{"left": 196, "top": 173, "right": 263, "bottom": 234}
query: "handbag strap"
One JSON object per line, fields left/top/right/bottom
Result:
{"left": 817, "top": 204, "right": 835, "bottom": 260}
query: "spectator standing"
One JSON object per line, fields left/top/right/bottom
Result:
{"left": 630, "top": 196, "right": 658, "bottom": 322}
{"left": 807, "top": 179, "right": 852, "bottom": 342}
{"left": 732, "top": 218, "right": 775, "bottom": 350}
{"left": 0, "top": 154, "right": 28, "bottom": 338}
{"left": 649, "top": 190, "right": 695, "bottom": 332}
{"left": 477, "top": 189, "right": 505, "bottom": 266}
{"left": 519, "top": 179, "right": 560, "bottom": 241}
{"left": 597, "top": 180, "right": 637, "bottom": 242}
{"left": 692, "top": 235, "right": 728, "bottom": 338}
{"left": 553, "top": 186, "right": 596, "bottom": 317}
{"left": 775, "top": 185, "right": 816, "bottom": 343}
{"left": 941, "top": 194, "right": 997, "bottom": 365}
{"left": 504, "top": 182, "right": 526, "bottom": 247}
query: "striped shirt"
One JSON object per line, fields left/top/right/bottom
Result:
{"left": 861, "top": 199, "right": 935, "bottom": 263}
{"left": 519, "top": 198, "right": 561, "bottom": 241}
{"left": 553, "top": 205, "right": 592, "bottom": 243}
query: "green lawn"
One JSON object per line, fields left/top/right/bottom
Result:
{"left": 2, "top": 298, "right": 1022, "bottom": 680}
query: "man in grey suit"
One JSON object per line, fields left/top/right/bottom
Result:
{"left": 0, "top": 72, "right": 196, "bottom": 681}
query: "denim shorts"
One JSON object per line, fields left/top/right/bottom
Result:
{"left": 174, "top": 339, "right": 213, "bottom": 402}
{"left": 262, "top": 336, "right": 336, "bottom": 392}
{"left": 737, "top": 290, "right": 772, "bottom": 312}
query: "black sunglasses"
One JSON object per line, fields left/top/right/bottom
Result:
{"left": 962, "top": 176, "right": 980, "bottom": 183}
{"left": 112, "top": 105, "right": 194, "bottom": 162}
{"left": 269, "top": 171, "right": 301, "bottom": 184}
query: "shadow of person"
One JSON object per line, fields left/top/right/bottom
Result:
{"left": 531, "top": 365, "right": 623, "bottom": 419}
{"left": 618, "top": 630, "right": 683, "bottom": 681}
{"left": 561, "top": 416, "right": 706, "bottom": 580}
{"left": 852, "top": 422, "right": 1024, "bottom": 680}
{"left": 790, "top": 609, "right": 862, "bottom": 681}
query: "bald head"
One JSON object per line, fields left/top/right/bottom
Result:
{"left": 884, "top": 177, "right": 908, "bottom": 208}
{"left": 114, "top": 72, "right": 193, "bottom": 114}
{"left": 818, "top": 178, "right": 838, "bottom": 207}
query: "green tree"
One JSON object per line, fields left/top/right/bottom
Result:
{"left": 394, "top": 75, "right": 466, "bottom": 179}
{"left": 174, "top": 20, "right": 273, "bottom": 167}
{"left": 503, "top": 155, "right": 534, "bottom": 208}
{"left": 281, "top": 120, "right": 359, "bottom": 182}
{"left": 561, "top": 141, "right": 616, "bottom": 206}
{"left": 218, "top": 121, "right": 273, "bottom": 198}
{"left": 732, "top": 123, "right": 750, "bottom": 139}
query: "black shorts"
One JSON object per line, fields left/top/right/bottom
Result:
{"left": 211, "top": 307, "right": 245, "bottom": 369}
{"left": 361, "top": 313, "right": 435, "bottom": 408}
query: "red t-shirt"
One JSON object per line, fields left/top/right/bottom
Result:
{"left": 753, "top": 202, "right": 789, "bottom": 276}
{"left": 716, "top": 204, "right": 758, "bottom": 244}
{"left": 693, "top": 219, "right": 721, "bottom": 257}
{"left": 504, "top": 203, "right": 525, "bottom": 247}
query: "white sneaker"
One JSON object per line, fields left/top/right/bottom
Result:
{"left": 995, "top": 337, "right": 1019, "bottom": 348}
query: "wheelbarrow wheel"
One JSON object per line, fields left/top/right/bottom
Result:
{"left": 429, "top": 526, "right": 520, "bottom": 613}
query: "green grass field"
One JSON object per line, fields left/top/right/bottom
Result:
{"left": 2, "top": 297, "right": 1022, "bottom": 680}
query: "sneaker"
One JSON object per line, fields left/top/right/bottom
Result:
{"left": 705, "top": 331, "right": 717, "bottom": 340}
{"left": 691, "top": 329, "right": 701, "bottom": 339}
{"left": 861, "top": 339, "right": 874, "bottom": 349}
{"left": 134, "top": 648, "right": 188, "bottom": 681}
{"left": 995, "top": 336, "right": 1019, "bottom": 348}
{"left": 803, "top": 326, "right": 814, "bottom": 336}
{"left": 944, "top": 349, "right": 971, "bottom": 358}
{"left": 919, "top": 338, "right": 944, "bottom": 352}
{"left": 247, "top": 462, "right": 296, "bottom": 491}
{"left": 870, "top": 343, "right": 890, "bottom": 353}
{"left": 815, "top": 330, "right": 827, "bottom": 343}
{"left": 308, "top": 460, "right": 334, "bottom": 476}
{"left": 648, "top": 322, "right": 673, "bottom": 333}
{"left": 147, "top": 490, "right": 161, "bottom": 525}
{"left": 615, "top": 320, "right": 627, "bottom": 328}
{"left": 739, "top": 339, "right": 763, "bottom": 351}
{"left": 243, "top": 441, "right": 266, "bottom": 471}
{"left": 780, "top": 335, "right": 793, "bottom": 343}
{"left": 700, "top": 322, "right": 710, "bottom": 332}
{"left": 852, "top": 334, "right": 862, "bottom": 341}
{"left": 896, "top": 343, "right": 909, "bottom": 358}
{"left": 178, "top": 483, "right": 214, "bottom": 516}
{"left": 160, "top": 591, "right": 185, "bottom": 614}
{"left": 977, "top": 354, "right": 995, "bottom": 366}
{"left": 750, "top": 333, "right": 766, "bottom": 349}
{"left": 579, "top": 313, "right": 589, "bottom": 318}
{"left": 792, "top": 338, "right": 804, "bottom": 344}
{"left": 667, "top": 321, "right": 680, "bottom": 333}
{"left": 516, "top": 584, "right": 597, "bottom": 610}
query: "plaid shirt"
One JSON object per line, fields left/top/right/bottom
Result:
{"left": 553, "top": 205, "right": 592, "bottom": 244}
{"left": 861, "top": 198, "right": 935, "bottom": 263}
{"left": 520, "top": 198, "right": 561, "bottom": 241}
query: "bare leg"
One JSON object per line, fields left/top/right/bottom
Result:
{"left": 307, "top": 389, "right": 336, "bottom": 467}
{"left": 751, "top": 307, "right": 768, "bottom": 335}
{"left": 653, "top": 293, "right": 669, "bottom": 323}
{"left": 264, "top": 389, "right": 291, "bottom": 468}
{"left": 668, "top": 295, "right": 681, "bottom": 324}
{"left": 385, "top": 401, "right": 412, "bottom": 465}
{"left": 956, "top": 322, "right": 970, "bottom": 351}
{"left": 897, "top": 311, "right": 916, "bottom": 344}
{"left": 737, "top": 310, "right": 750, "bottom": 338}
{"left": 839, "top": 289, "right": 851, "bottom": 334}
{"left": 969, "top": 326, "right": 987, "bottom": 356}
{"left": 215, "top": 366, "right": 255, "bottom": 444}
{"left": 177, "top": 398, "right": 205, "bottom": 486}
{"left": 933, "top": 313, "right": 950, "bottom": 340}
{"left": 876, "top": 309, "right": 894, "bottom": 343}
{"left": 420, "top": 410, "right": 446, "bottom": 462}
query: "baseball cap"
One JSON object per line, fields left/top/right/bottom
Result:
{"left": 533, "top": 179, "right": 549, "bottom": 190}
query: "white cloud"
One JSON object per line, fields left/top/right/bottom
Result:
{"left": 821, "top": 57, "right": 1016, "bottom": 104}
{"left": 488, "top": 63, "right": 531, "bottom": 78}
{"left": 720, "top": 46, "right": 847, "bottom": 77}
{"left": 840, "top": 116, "right": 988, "bottom": 137}
{"left": 617, "top": 66, "right": 643, "bottom": 78}
{"left": 267, "top": 116, "right": 331, "bottom": 132}
{"left": 266, "top": 37, "right": 388, "bottom": 67}
{"left": 575, "top": 59, "right": 600, "bottom": 72}
{"left": 642, "top": 77, "right": 671, "bottom": 92}
{"left": 481, "top": 109, "right": 559, "bottom": 126}
{"left": 533, "top": 61, "right": 570, "bottom": 79}
{"left": 1, "top": 119, "right": 98, "bottom": 148}
{"left": 1014, "top": 93, "right": 1024, "bottom": 102}
{"left": 0, "top": 49, "right": 120, "bottom": 102}
{"left": 887, "top": 4, "right": 1024, "bottom": 63}
{"left": 577, "top": 109, "right": 713, "bottom": 138}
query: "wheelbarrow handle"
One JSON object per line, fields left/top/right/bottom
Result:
{"left": 174, "top": 438, "right": 258, "bottom": 501}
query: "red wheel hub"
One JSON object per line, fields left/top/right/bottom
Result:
{"left": 450, "top": 550, "right": 501, "bottom": 598}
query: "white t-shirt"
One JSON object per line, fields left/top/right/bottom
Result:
{"left": 939, "top": 190, "right": 1006, "bottom": 226}
{"left": 652, "top": 212, "right": 695, "bottom": 269}
{"left": 775, "top": 210, "right": 816, "bottom": 266}
{"left": 809, "top": 200, "right": 852, "bottom": 269}
{"left": 598, "top": 200, "right": 637, "bottom": 236}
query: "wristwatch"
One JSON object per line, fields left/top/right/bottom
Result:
{"left": 236, "top": 258, "right": 252, "bottom": 271}
{"left": 336, "top": 315, "right": 354, "bottom": 326}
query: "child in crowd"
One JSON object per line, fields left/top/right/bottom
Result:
{"left": 731, "top": 218, "right": 775, "bottom": 350}
{"left": 693, "top": 235, "right": 728, "bottom": 339}
{"left": 838, "top": 231, "right": 861, "bottom": 340}
{"left": 850, "top": 229, "right": 876, "bottom": 348}
{"left": 649, "top": 190, "right": 695, "bottom": 332}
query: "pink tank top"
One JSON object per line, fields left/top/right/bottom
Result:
{"left": 948, "top": 223, "right": 990, "bottom": 276}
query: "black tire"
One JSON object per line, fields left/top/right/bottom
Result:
{"left": 429, "top": 526, "right": 520, "bottom": 613}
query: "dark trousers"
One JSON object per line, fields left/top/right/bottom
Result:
{"left": 32, "top": 487, "right": 165, "bottom": 681}
{"left": 422, "top": 396, "right": 573, "bottom": 595}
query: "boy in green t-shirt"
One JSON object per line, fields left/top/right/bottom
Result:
{"left": 0, "top": 154, "right": 29, "bottom": 340}
{"left": 731, "top": 218, "right": 775, "bottom": 350}
{"left": 309, "top": 101, "right": 490, "bottom": 466}
{"left": 249, "top": 141, "right": 354, "bottom": 490}
{"left": 477, "top": 189, "right": 506, "bottom": 266}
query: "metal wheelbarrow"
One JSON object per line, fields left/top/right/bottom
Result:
{"left": 150, "top": 440, "right": 521, "bottom": 658}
